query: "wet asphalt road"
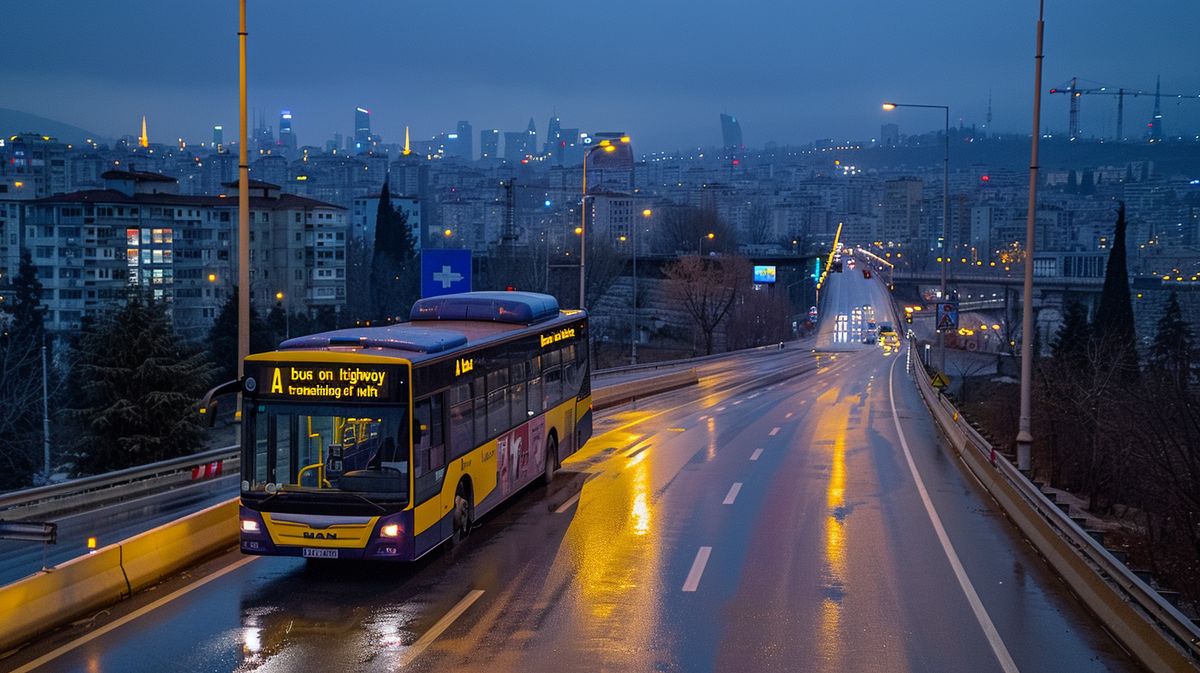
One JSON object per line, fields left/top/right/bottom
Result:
{"left": 5, "top": 270, "right": 1141, "bottom": 673}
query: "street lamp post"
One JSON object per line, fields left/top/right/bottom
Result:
{"left": 1016, "top": 0, "right": 1046, "bottom": 473}
{"left": 237, "top": 0, "right": 250, "bottom": 390}
{"left": 629, "top": 208, "right": 652, "bottom": 365}
{"left": 883, "top": 101, "right": 950, "bottom": 373}
{"left": 275, "top": 291, "right": 290, "bottom": 339}
{"left": 699, "top": 231, "right": 715, "bottom": 256}
{"left": 579, "top": 137, "right": 627, "bottom": 309}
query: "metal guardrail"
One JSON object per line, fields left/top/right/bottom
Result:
{"left": 909, "top": 341, "right": 1200, "bottom": 671}
{"left": 593, "top": 341, "right": 794, "bottom": 377}
{"left": 0, "top": 445, "right": 239, "bottom": 513}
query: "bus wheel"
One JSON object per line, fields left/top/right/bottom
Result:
{"left": 452, "top": 480, "right": 473, "bottom": 544}
{"left": 540, "top": 434, "right": 559, "bottom": 486}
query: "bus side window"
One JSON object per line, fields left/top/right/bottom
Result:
{"left": 544, "top": 366, "right": 562, "bottom": 409}
{"left": 449, "top": 383, "right": 473, "bottom": 459}
{"left": 414, "top": 398, "right": 432, "bottom": 478}
{"left": 472, "top": 377, "right": 487, "bottom": 445}
{"left": 415, "top": 393, "right": 447, "bottom": 503}
{"left": 562, "top": 345, "right": 578, "bottom": 391}
{"left": 510, "top": 363, "right": 528, "bottom": 426}
{"left": 486, "top": 369, "right": 509, "bottom": 439}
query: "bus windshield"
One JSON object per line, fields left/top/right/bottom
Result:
{"left": 243, "top": 402, "right": 410, "bottom": 500}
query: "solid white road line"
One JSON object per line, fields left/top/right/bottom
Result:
{"left": 393, "top": 589, "right": 486, "bottom": 668}
{"left": 11, "top": 555, "right": 260, "bottom": 673}
{"left": 750, "top": 448, "right": 764, "bottom": 461}
{"left": 554, "top": 492, "right": 582, "bottom": 514}
{"left": 887, "top": 357, "right": 1021, "bottom": 673}
{"left": 722, "top": 483, "right": 743, "bottom": 505}
{"left": 768, "top": 427, "right": 781, "bottom": 436}
{"left": 682, "top": 547, "right": 713, "bottom": 592}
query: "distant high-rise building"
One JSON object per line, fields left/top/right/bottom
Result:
{"left": 880, "top": 123, "right": 899, "bottom": 147}
{"left": 525, "top": 118, "right": 537, "bottom": 156}
{"left": 456, "top": 121, "right": 473, "bottom": 160}
{"left": 503, "top": 131, "right": 527, "bottom": 163}
{"left": 480, "top": 129, "right": 499, "bottom": 160}
{"left": 544, "top": 115, "right": 562, "bottom": 155}
{"left": 212, "top": 125, "right": 224, "bottom": 148}
{"left": 354, "top": 107, "right": 371, "bottom": 149}
{"left": 279, "top": 110, "right": 297, "bottom": 152}
{"left": 881, "top": 177, "right": 923, "bottom": 247}
{"left": 719, "top": 113, "right": 743, "bottom": 154}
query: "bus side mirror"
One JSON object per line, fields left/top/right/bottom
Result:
{"left": 199, "top": 379, "right": 242, "bottom": 427}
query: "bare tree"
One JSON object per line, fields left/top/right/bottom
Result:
{"left": 726, "top": 287, "right": 792, "bottom": 350}
{"left": 664, "top": 255, "right": 750, "bottom": 355}
{"left": 655, "top": 205, "right": 737, "bottom": 255}
{"left": 745, "top": 199, "right": 774, "bottom": 246}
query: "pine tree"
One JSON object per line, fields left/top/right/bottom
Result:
{"left": 1051, "top": 299, "right": 1093, "bottom": 372}
{"left": 206, "top": 287, "right": 274, "bottom": 383}
{"left": 1092, "top": 203, "right": 1139, "bottom": 378}
{"left": 1149, "top": 291, "right": 1193, "bottom": 390}
{"left": 6, "top": 249, "right": 44, "bottom": 339}
{"left": 66, "top": 293, "right": 216, "bottom": 474}
{"left": 370, "top": 174, "right": 419, "bottom": 321}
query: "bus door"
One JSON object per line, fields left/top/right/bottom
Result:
{"left": 413, "top": 394, "right": 448, "bottom": 548}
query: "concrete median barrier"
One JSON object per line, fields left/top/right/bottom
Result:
{"left": 119, "top": 499, "right": 239, "bottom": 593}
{"left": 0, "top": 544, "right": 127, "bottom": 654}
{"left": 593, "top": 368, "right": 699, "bottom": 410}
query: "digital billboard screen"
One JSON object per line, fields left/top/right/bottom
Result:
{"left": 753, "top": 265, "right": 777, "bottom": 284}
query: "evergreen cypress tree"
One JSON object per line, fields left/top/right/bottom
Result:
{"left": 67, "top": 293, "right": 216, "bottom": 474}
{"left": 370, "top": 174, "right": 419, "bottom": 321}
{"left": 0, "top": 249, "right": 45, "bottom": 487}
{"left": 1092, "top": 203, "right": 1139, "bottom": 378}
{"left": 1149, "top": 291, "right": 1193, "bottom": 390}
{"left": 1051, "top": 299, "right": 1093, "bottom": 373}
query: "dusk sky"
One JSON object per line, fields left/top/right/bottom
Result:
{"left": 6, "top": 0, "right": 1200, "bottom": 152}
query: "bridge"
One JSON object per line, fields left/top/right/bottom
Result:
{"left": 0, "top": 270, "right": 1196, "bottom": 673}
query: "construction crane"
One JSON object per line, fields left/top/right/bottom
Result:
{"left": 1049, "top": 76, "right": 1200, "bottom": 142}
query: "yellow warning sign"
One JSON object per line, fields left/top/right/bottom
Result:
{"left": 930, "top": 372, "right": 950, "bottom": 389}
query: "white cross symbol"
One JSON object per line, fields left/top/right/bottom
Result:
{"left": 433, "top": 265, "right": 463, "bottom": 289}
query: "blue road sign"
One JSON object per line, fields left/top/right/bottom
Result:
{"left": 421, "top": 249, "right": 472, "bottom": 298}
{"left": 936, "top": 301, "right": 959, "bottom": 332}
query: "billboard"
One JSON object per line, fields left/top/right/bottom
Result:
{"left": 753, "top": 265, "right": 777, "bottom": 284}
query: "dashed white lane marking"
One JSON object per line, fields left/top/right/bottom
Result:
{"left": 750, "top": 448, "right": 764, "bottom": 461}
{"left": 886, "top": 357, "right": 1021, "bottom": 673}
{"left": 768, "top": 427, "right": 781, "bottom": 436}
{"left": 732, "top": 400, "right": 743, "bottom": 406}
{"left": 682, "top": 546, "right": 713, "bottom": 592}
{"left": 9, "top": 555, "right": 260, "bottom": 673}
{"left": 716, "top": 406, "right": 727, "bottom": 412}
{"left": 785, "top": 412, "right": 794, "bottom": 419}
{"left": 394, "top": 589, "right": 486, "bottom": 668}
{"left": 723, "top": 483, "right": 743, "bottom": 505}
{"left": 554, "top": 492, "right": 582, "bottom": 514}
{"left": 747, "top": 392, "right": 760, "bottom": 399}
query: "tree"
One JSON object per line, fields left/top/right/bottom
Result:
{"left": 1050, "top": 299, "right": 1093, "bottom": 372}
{"left": 370, "top": 175, "right": 419, "bottom": 322}
{"left": 206, "top": 287, "right": 274, "bottom": 384}
{"left": 654, "top": 205, "right": 736, "bottom": 256}
{"left": 664, "top": 255, "right": 750, "bottom": 355}
{"left": 1092, "top": 203, "right": 1139, "bottom": 378}
{"left": 64, "top": 293, "right": 217, "bottom": 474}
{"left": 344, "top": 236, "right": 373, "bottom": 323}
{"left": 1148, "top": 291, "right": 1193, "bottom": 390}
{"left": 0, "top": 248, "right": 47, "bottom": 487}
{"left": 725, "top": 287, "right": 792, "bottom": 351}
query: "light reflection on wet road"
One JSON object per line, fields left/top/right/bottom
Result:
{"left": 7, "top": 269, "right": 1142, "bottom": 673}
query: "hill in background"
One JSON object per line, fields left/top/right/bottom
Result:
{"left": 0, "top": 108, "right": 102, "bottom": 144}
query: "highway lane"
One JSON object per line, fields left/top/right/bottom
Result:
{"left": 0, "top": 347, "right": 811, "bottom": 588}
{"left": 3, "top": 270, "right": 1141, "bottom": 673}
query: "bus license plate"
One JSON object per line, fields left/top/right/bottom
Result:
{"left": 302, "top": 548, "right": 338, "bottom": 559}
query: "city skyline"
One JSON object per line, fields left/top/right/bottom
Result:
{"left": 4, "top": 1, "right": 1200, "bottom": 151}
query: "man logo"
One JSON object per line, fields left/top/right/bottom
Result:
{"left": 303, "top": 531, "right": 337, "bottom": 540}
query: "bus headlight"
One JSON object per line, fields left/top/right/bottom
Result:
{"left": 241, "top": 519, "right": 260, "bottom": 533}
{"left": 380, "top": 523, "right": 400, "bottom": 538}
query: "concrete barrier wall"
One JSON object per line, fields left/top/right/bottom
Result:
{"left": 0, "top": 498, "right": 239, "bottom": 654}
{"left": 593, "top": 368, "right": 699, "bottom": 410}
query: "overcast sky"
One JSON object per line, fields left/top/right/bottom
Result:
{"left": 6, "top": 1, "right": 1199, "bottom": 152}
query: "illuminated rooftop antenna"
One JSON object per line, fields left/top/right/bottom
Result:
{"left": 139, "top": 115, "right": 149, "bottom": 148}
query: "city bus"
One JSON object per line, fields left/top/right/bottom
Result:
{"left": 235, "top": 291, "right": 592, "bottom": 561}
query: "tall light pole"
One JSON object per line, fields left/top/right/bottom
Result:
{"left": 579, "top": 137, "right": 626, "bottom": 309}
{"left": 883, "top": 101, "right": 950, "bottom": 373}
{"left": 237, "top": 0, "right": 250, "bottom": 393}
{"left": 1016, "top": 0, "right": 1046, "bottom": 473}
{"left": 699, "top": 231, "right": 715, "bottom": 255}
{"left": 629, "top": 208, "right": 652, "bottom": 364}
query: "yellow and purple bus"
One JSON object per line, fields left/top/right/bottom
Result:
{"left": 236, "top": 292, "right": 591, "bottom": 561}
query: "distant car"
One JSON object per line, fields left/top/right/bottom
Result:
{"left": 862, "top": 334, "right": 877, "bottom": 345}
{"left": 878, "top": 323, "right": 895, "bottom": 336}
{"left": 847, "top": 258, "right": 856, "bottom": 269}
{"left": 863, "top": 269, "right": 872, "bottom": 279}
{"left": 867, "top": 321, "right": 877, "bottom": 332}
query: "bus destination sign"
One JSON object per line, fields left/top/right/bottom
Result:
{"left": 247, "top": 363, "right": 399, "bottom": 402}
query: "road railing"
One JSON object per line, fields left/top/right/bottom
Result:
{"left": 908, "top": 338, "right": 1200, "bottom": 673}
{"left": 0, "top": 445, "right": 239, "bottom": 520}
